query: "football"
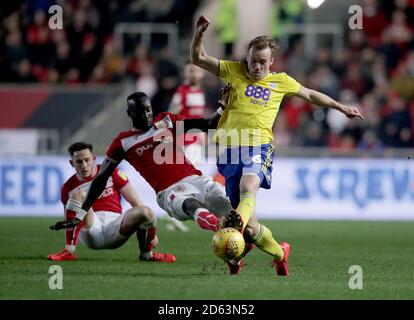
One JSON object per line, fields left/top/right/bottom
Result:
{"left": 212, "top": 227, "right": 245, "bottom": 260}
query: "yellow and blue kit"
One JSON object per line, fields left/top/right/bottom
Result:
{"left": 215, "top": 60, "right": 301, "bottom": 207}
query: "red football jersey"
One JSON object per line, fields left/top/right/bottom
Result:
{"left": 106, "top": 112, "right": 202, "bottom": 193}
{"left": 171, "top": 84, "right": 206, "bottom": 145}
{"left": 61, "top": 165, "right": 129, "bottom": 214}
{"left": 172, "top": 84, "right": 206, "bottom": 119}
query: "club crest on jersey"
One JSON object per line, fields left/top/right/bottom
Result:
{"left": 269, "top": 82, "right": 277, "bottom": 89}
{"left": 172, "top": 184, "right": 185, "bottom": 193}
{"left": 154, "top": 120, "right": 167, "bottom": 130}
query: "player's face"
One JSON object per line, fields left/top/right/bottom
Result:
{"left": 129, "top": 97, "right": 153, "bottom": 131}
{"left": 246, "top": 47, "right": 273, "bottom": 81}
{"left": 184, "top": 64, "right": 204, "bottom": 86}
{"left": 70, "top": 149, "right": 96, "bottom": 179}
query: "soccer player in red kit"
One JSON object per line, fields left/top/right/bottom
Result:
{"left": 169, "top": 62, "right": 207, "bottom": 164}
{"left": 170, "top": 62, "right": 206, "bottom": 119}
{"left": 165, "top": 62, "right": 207, "bottom": 231}
{"left": 50, "top": 86, "right": 233, "bottom": 237}
{"left": 48, "top": 142, "right": 176, "bottom": 262}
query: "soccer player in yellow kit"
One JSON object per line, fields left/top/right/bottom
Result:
{"left": 190, "top": 15, "right": 364, "bottom": 275}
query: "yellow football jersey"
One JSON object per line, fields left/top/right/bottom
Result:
{"left": 214, "top": 60, "right": 301, "bottom": 146}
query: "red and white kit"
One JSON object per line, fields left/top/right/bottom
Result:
{"left": 172, "top": 84, "right": 206, "bottom": 120}
{"left": 171, "top": 84, "right": 207, "bottom": 164}
{"left": 61, "top": 165, "right": 130, "bottom": 249}
{"left": 106, "top": 112, "right": 230, "bottom": 222}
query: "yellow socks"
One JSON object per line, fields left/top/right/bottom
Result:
{"left": 252, "top": 224, "right": 284, "bottom": 261}
{"left": 237, "top": 193, "right": 284, "bottom": 261}
{"left": 236, "top": 192, "right": 256, "bottom": 230}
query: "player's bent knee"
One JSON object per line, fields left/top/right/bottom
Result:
{"left": 127, "top": 206, "right": 154, "bottom": 222}
{"left": 169, "top": 194, "right": 192, "bottom": 221}
{"left": 140, "top": 206, "right": 155, "bottom": 222}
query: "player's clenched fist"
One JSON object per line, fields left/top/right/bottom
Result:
{"left": 195, "top": 15, "right": 210, "bottom": 34}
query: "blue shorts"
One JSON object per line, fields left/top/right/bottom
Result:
{"left": 217, "top": 144, "right": 275, "bottom": 208}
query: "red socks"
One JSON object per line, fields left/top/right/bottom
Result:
{"left": 194, "top": 209, "right": 219, "bottom": 232}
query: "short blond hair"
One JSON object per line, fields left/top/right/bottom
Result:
{"left": 248, "top": 36, "right": 279, "bottom": 57}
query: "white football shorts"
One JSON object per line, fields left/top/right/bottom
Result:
{"left": 156, "top": 175, "right": 231, "bottom": 221}
{"left": 79, "top": 211, "right": 128, "bottom": 249}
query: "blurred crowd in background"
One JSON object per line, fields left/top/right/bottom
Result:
{"left": 1, "top": 0, "right": 413, "bottom": 150}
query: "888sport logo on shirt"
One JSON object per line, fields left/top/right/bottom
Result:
{"left": 245, "top": 85, "right": 271, "bottom": 107}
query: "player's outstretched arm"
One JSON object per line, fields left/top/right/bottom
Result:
{"left": 295, "top": 86, "right": 364, "bottom": 120}
{"left": 50, "top": 157, "right": 118, "bottom": 230}
{"left": 190, "top": 15, "right": 220, "bottom": 76}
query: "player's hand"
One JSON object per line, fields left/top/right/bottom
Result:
{"left": 50, "top": 218, "right": 81, "bottom": 230}
{"left": 218, "top": 83, "right": 232, "bottom": 110}
{"left": 341, "top": 106, "right": 364, "bottom": 120}
{"left": 195, "top": 15, "right": 210, "bottom": 34}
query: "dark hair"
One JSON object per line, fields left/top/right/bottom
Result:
{"left": 248, "top": 36, "right": 279, "bottom": 57}
{"left": 127, "top": 92, "right": 148, "bottom": 103}
{"left": 68, "top": 142, "right": 93, "bottom": 156}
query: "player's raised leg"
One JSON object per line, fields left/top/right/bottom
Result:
{"left": 158, "top": 180, "right": 223, "bottom": 232}
{"left": 120, "top": 206, "right": 176, "bottom": 262}
{"left": 220, "top": 174, "right": 258, "bottom": 233}
{"left": 245, "top": 215, "right": 290, "bottom": 276}
{"left": 236, "top": 174, "right": 260, "bottom": 231}
{"left": 182, "top": 198, "right": 220, "bottom": 231}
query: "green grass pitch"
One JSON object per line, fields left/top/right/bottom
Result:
{"left": 0, "top": 217, "right": 413, "bottom": 300}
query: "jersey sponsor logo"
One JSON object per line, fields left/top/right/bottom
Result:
{"left": 134, "top": 135, "right": 173, "bottom": 157}
{"left": 244, "top": 85, "right": 271, "bottom": 101}
{"left": 99, "top": 186, "right": 114, "bottom": 198}
{"left": 135, "top": 142, "right": 154, "bottom": 156}
{"left": 269, "top": 82, "right": 277, "bottom": 89}
{"left": 67, "top": 178, "right": 114, "bottom": 199}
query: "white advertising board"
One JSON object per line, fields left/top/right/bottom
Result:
{"left": 0, "top": 156, "right": 413, "bottom": 220}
